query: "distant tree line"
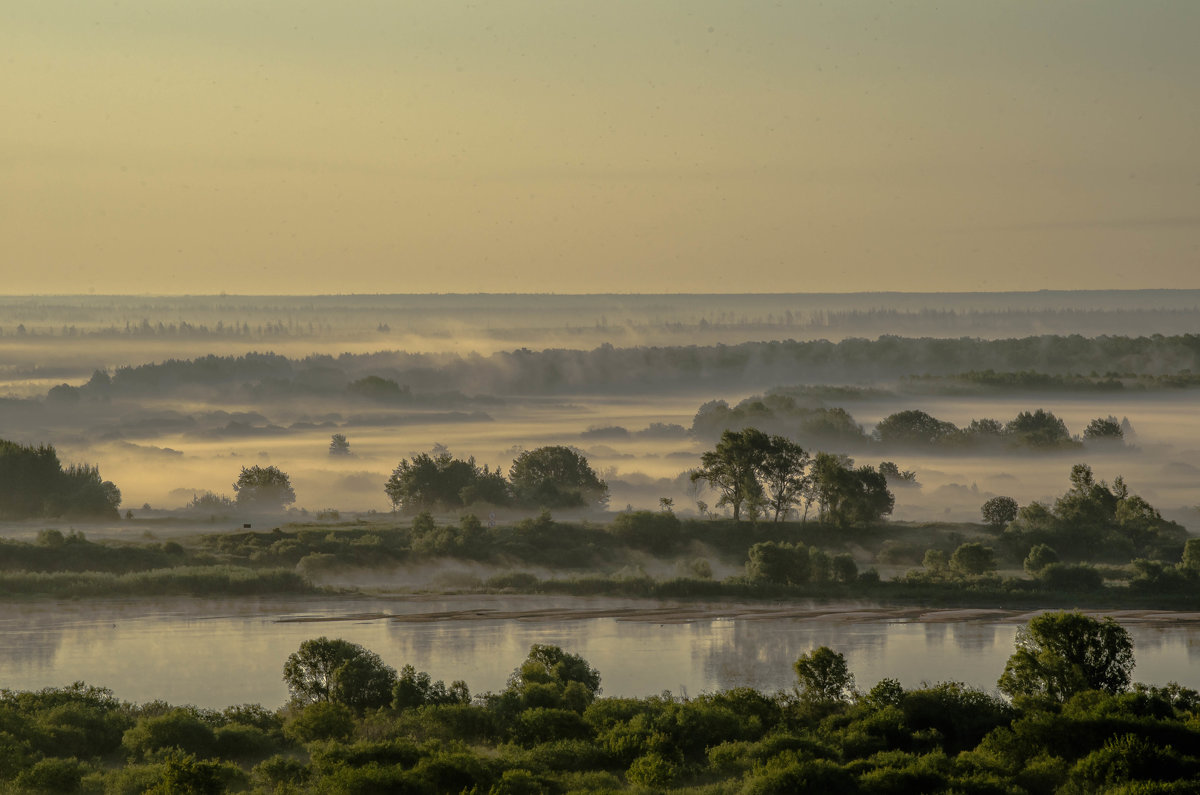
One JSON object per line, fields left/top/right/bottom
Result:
{"left": 31, "top": 333, "right": 1200, "bottom": 399}
{"left": 901, "top": 368, "right": 1200, "bottom": 393}
{"left": 0, "top": 439, "right": 121, "bottom": 520}
{"left": 694, "top": 396, "right": 1128, "bottom": 452}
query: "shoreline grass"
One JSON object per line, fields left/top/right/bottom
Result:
{"left": 0, "top": 565, "right": 317, "bottom": 598}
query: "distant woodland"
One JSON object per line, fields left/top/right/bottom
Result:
{"left": 23, "top": 334, "right": 1200, "bottom": 401}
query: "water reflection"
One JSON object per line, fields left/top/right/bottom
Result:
{"left": 2, "top": 596, "right": 1200, "bottom": 708}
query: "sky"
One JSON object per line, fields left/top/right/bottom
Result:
{"left": 3, "top": 1, "right": 1199, "bottom": 295}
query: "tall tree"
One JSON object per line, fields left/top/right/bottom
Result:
{"left": 758, "top": 436, "right": 811, "bottom": 522}
{"left": 282, "top": 637, "right": 397, "bottom": 711}
{"left": 794, "top": 646, "right": 855, "bottom": 703}
{"left": 998, "top": 611, "right": 1133, "bottom": 702}
{"left": 690, "top": 428, "right": 770, "bottom": 521}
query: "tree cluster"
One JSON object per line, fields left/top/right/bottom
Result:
{"left": 689, "top": 429, "right": 894, "bottom": 526}
{"left": 0, "top": 439, "right": 121, "bottom": 520}
{"left": 1000, "top": 463, "right": 1186, "bottom": 563}
{"left": 385, "top": 445, "right": 607, "bottom": 513}
{"left": 873, "top": 407, "right": 1118, "bottom": 450}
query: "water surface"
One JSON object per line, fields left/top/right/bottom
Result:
{"left": 3, "top": 595, "right": 1199, "bottom": 708}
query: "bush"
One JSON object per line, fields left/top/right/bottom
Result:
{"left": 14, "top": 757, "right": 86, "bottom": 793}
{"left": 950, "top": 543, "right": 996, "bottom": 576}
{"left": 283, "top": 702, "right": 355, "bottom": 743}
{"left": 608, "top": 510, "right": 682, "bottom": 554}
{"left": 1024, "top": 544, "right": 1059, "bottom": 575}
{"left": 627, "top": 752, "right": 679, "bottom": 788}
{"left": 213, "top": 723, "right": 278, "bottom": 760}
{"left": 513, "top": 708, "right": 593, "bottom": 746}
{"left": 747, "top": 541, "right": 809, "bottom": 585}
{"left": 122, "top": 709, "right": 216, "bottom": 759}
{"left": 831, "top": 553, "right": 858, "bottom": 583}
{"left": 252, "top": 755, "right": 310, "bottom": 789}
{"left": 1036, "top": 563, "right": 1104, "bottom": 591}
{"left": 484, "top": 572, "right": 541, "bottom": 590}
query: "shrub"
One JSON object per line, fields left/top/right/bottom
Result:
{"left": 627, "top": 752, "right": 679, "bottom": 788}
{"left": 1036, "top": 563, "right": 1104, "bottom": 591}
{"left": 14, "top": 757, "right": 86, "bottom": 793}
{"left": 513, "top": 708, "right": 593, "bottom": 746}
{"left": 283, "top": 702, "right": 355, "bottom": 743}
{"left": 950, "top": 543, "right": 996, "bottom": 576}
{"left": 213, "top": 723, "right": 278, "bottom": 760}
{"left": 252, "top": 755, "right": 310, "bottom": 789}
{"left": 122, "top": 710, "right": 216, "bottom": 759}
{"left": 1023, "top": 544, "right": 1059, "bottom": 575}
{"left": 608, "top": 510, "right": 682, "bottom": 554}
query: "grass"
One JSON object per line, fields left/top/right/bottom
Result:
{"left": 0, "top": 565, "right": 317, "bottom": 598}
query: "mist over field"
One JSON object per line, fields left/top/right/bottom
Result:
{"left": 1, "top": 292, "right": 1198, "bottom": 530}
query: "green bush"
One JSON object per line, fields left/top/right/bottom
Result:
{"left": 213, "top": 723, "right": 279, "bottom": 760}
{"left": 626, "top": 751, "right": 678, "bottom": 788}
{"left": 283, "top": 702, "right": 355, "bottom": 744}
{"left": 608, "top": 511, "right": 682, "bottom": 555}
{"left": 122, "top": 709, "right": 216, "bottom": 759}
{"left": 13, "top": 757, "right": 86, "bottom": 793}
{"left": 252, "top": 754, "right": 310, "bottom": 788}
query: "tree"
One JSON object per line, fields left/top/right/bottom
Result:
{"left": 1006, "top": 409, "right": 1075, "bottom": 448}
{"left": 690, "top": 428, "right": 769, "bottom": 521}
{"left": 794, "top": 646, "right": 854, "bottom": 703}
{"left": 746, "top": 541, "right": 809, "bottom": 585}
{"left": 328, "top": 433, "right": 351, "bottom": 456}
{"left": 810, "top": 454, "right": 894, "bottom": 527}
{"left": 0, "top": 439, "right": 121, "bottom": 519}
{"left": 758, "top": 436, "right": 811, "bottom": 522}
{"left": 502, "top": 645, "right": 602, "bottom": 713}
{"left": 233, "top": 465, "right": 295, "bottom": 509}
{"left": 282, "top": 637, "right": 397, "bottom": 711}
{"left": 878, "top": 461, "right": 918, "bottom": 486}
{"left": 923, "top": 549, "right": 949, "bottom": 573}
{"left": 964, "top": 418, "right": 1006, "bottom": 440}
{"left": 950, "top": 542, "right": 996, "bottom": 576}
{"left": 1182, "top": 538, "right": 1200, "bottom": 572}
{"left": 347, "top": 375, "right": 409, "bottom": 402}
{"left": 392, "top": 665, "right": 470, "bottom": 711}
{"left": 1023, "top": 543, "right": 1059, "bottom": 575}
{"left": 386, "top": 447, "right": 508, "bottom": 512}
{"left": 997, "top": 611, "right": 1134, "bottom": 702}
{"left": 1083, "top": 416, "right": 1123, "bottom": 442}
{"left": 873, "top": 409, "right": 959, "bottom": 447}
{"left": 1053, "top": 463, "right": 1118, "bottom": 528}
{"left": 980, "top": 496, "right": 1019, "bottom": 529}
{"left": 508, "top": 446, "right": 608, "bottom": 509}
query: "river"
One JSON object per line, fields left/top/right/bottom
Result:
{"left": 3, "top": 594, "right": 1199, "bottom": 709}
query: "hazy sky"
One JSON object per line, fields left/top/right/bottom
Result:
{"left": 4, "top": 1, "right": 1199, "bottom": 294}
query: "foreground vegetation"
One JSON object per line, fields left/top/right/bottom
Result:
{"left": 3, "top": 612, "right": 1200, "bottom": 793}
